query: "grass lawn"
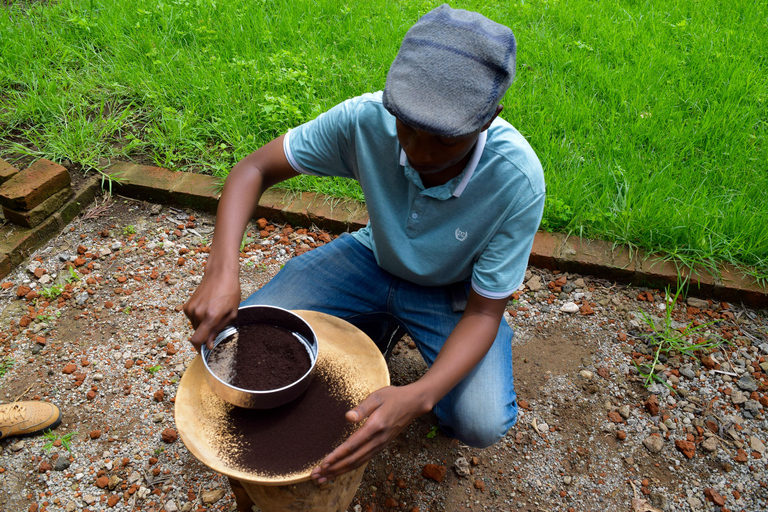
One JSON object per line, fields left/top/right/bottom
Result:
{"left": 1, "top": 0, "right": 766, "bottom": 279}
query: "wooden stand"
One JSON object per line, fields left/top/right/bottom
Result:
{"left": 175, "top": 311, "right": 390, "bottom": 512}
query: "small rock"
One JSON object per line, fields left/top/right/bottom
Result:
{"left": 53, "top": 457, "right": 71, "bottom": 471}
{"left": 161, "top": 428, "right": 178, "bottom": 443}
{"left": 701, "top": 437, "right": 718, "bottom": 452}
{"left": 473, "top": 479, "right": 485, "bottom": 490}
{"left": 38, "top": 461, "right": 52, "bottom": 472}
{"left": 675, "top": 439, "right": 696, "bottom": 459}
{"left": 645, "top": 395, "right": 660, "bottom": 416}
{"left": 153, "top": 412, "right": 165, "bottom": 423}
{"left": 703, "top": 488, "right": 725, "bottom": 506}
{"left": 737, "top": 375, "right": 758, "bottom": 393}
{"left": 560, "top": 302, "right": 579, "bottom": 314}
{"left": 95, "top": 476, "right": 109, "bottom": 488}
{"left": 422, "top": 464, "right": 447, "bottom": 482}
{"left": 525, "top": 275, "right": 542, "bottom": 292}
{"left": 454, "top": 457, "right": 470, "bottom": 478}
{"left": 750, "top": 436, "right": 766, "bottom": 455}
{"left": 201, "top": 489, "right": 226, "bottom": 504}
{"left": 579, "top": 370, "right": 594, "bottom": 379}
{"left": 687, "top": 297, "right": 709, "bottom": 309}
{"left": 89, "top": 430, "right": 101, "bottom": 439}
{"left": 642, "top": 436, "right": 664, "bottom": 454}
{"left": 107, "top": 495, "right": 119, "bottom": 507}
{"left": 617, "top": 404, "right": 631, "bottom": 419}
{"left": 165, "top": 501, "right": 179, "bottom": 512}
{"left": 10, "top": 440, "right": 25, "bottom": 451}
{"left": 108, "top": 474, "right": 121, "bottom": 490}
{"left": 730, "top": 390, "right": 747, "bottom": 405}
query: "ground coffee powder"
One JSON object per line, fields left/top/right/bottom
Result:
{"left": 221, "top": 367, "right": 355, "bottom": 476}
{"left": 208, "top": 323, "right": 312, "bottom": 390}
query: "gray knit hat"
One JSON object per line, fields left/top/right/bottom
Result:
{"left": 382, "top": 4, "right": 516, "bottom": 137}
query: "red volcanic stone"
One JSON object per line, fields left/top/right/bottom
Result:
{"left": 421, "top": 464, "right": 447, "bottom": 483}
{"left": 161, "top": 428, "right": 178, "bottom": 443}
{"left": 675, "top": 439, "right": 696, "bottom": 459}
{"left": 644, "top": 395, "right": 660, "bottom": 416}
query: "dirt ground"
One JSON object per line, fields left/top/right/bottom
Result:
{"left": 1, "top": 197, "right": 767, "bottom": 512}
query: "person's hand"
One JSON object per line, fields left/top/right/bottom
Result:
{"left": 183, "top": 271, "right": 241, "bottom": 353}
{"left": 310, "top": 384, "right": 432, "bottom": 483}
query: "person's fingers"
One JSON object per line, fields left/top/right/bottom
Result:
{"left": 345, "top": 389, "right": 386, "bottom": 423}
{"left": 183, "top": 301, "right": 201, "bottom": 330}
{"left": 313, "top": 432, "right": 387, "bottom": 481}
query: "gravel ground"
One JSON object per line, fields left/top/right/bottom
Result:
{"left": 0, "top": 196, "right": 767, "bottom": 512}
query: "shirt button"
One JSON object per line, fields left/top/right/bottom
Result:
{"left": 411, "top": 213, "right": 418, "bottom": 219}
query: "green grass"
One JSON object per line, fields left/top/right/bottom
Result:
{"left": 0, "top": 357, "right": 14, "bottom": 378}
{"left": 1, "top": 0, "right": 766, "bottom": 277}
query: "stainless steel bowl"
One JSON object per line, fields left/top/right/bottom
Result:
{"left": 201, "top": 305, "right": 318, "bottom": 409}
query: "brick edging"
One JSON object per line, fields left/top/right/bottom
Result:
{"left": 105, "top": 163, "right": 767, "bottom": 308}
{"left": 0, "top": 174, "right": 101, "bottom": 278}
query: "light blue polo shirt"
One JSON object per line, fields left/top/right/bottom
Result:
{"left": 283, "top": 92, "right": 545, "bottom": 299}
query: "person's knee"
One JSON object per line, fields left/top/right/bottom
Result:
{"left": 439, "top": 401, "right": 517, "bottom": 448}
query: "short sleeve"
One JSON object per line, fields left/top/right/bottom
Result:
{"left": 283, "top": 96, "right": 365, "bottom": 180}
{"left": 470, "top": 191, "right": 545, "bottom": 299}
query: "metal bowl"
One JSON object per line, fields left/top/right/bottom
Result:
{"left": 201, "top": 305, "right": 318, "bottom": 409}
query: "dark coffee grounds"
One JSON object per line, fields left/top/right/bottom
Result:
{"left": 223, "top": 369, "right": 354, "bottom": 476}
{"left": 212, "top": 323, "right": 312, "bottom": 390}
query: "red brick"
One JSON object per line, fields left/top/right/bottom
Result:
{"left": 170, "top": 172, "right": 220, "bottom": 213}
{"left": 108, "top": 162, "right": 179, "bottom": 204}
{"left": 2, "top": 186, "right": 72, "bottom": 228}
{"left": 0, "top": 159, "right": 19, "bottom": 185}
{"left": 0, "top": 159, "right": 70, "bottom": 210}
{"left": 528, "top": 231, "right": 562, "bottom": 270}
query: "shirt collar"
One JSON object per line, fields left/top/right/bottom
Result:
{"left": 398, "top": 130, "right": 487, "bottom": 198}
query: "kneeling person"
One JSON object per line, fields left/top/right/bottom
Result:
{"left": 184, "top": 3, "right": 545, "bottom": 489}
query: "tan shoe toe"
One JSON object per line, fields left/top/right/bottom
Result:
{"left": 0, "top": 401, "right": 62, "bottom": 439}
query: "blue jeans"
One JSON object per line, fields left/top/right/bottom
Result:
{"left": 241, "top": 234, "right": 517, "bottom": 447}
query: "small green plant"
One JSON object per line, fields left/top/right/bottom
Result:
{"left": 123, "top": 225, "right": 136, "bottom": 235}
{"left": 146, "top": 364, "right": 162, "bottom": 375}
{"left": 240, "top": 234, "right": 254, "bottom": 252}
{"left": 0, "top": 357, "right": 15, "bottom": 378}
{"left": 426, "top": 425, "right": 439, "bottom": 439}
{"left": 42, "top": 430, "right": 77, "bottom": 452}
{"left": 636, "top": 286, "right": 724, "bottom": 388}
{"left": 39, "top": 285, "right": 64, "bottom": 300}
{"left": 153, "top": 446, "right": 166, "bottom": 455}
{"left": 65, "top": 267, "right": 80, "bottom": 284}
{"left": 123, "top": 306, "right": 131, "bottom": 315}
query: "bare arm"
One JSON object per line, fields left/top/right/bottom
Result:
{"left": 184, "top": 134, "right": 299, "bottom": 351}
{"left": 311, "top": 289, "right": 508, "bottom": 482}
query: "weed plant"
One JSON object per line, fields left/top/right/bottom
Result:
{"left": 0, "top": 357, "right": 14, "bottom": 378}
{"left": 634, "top": 286, "right": 725, "bottom": 389}
{"left": 43, "top": 430, "right": 77, "bottom": 452}
{"left": 0, "top": 0, "right": 766, "bottom": 277}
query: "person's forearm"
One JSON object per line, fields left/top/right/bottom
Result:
{"left": 407, "top": 308, "right": 503, "bottom": 412}
{"left": 205, "top": 163, "right": 267, "bottom": 273}
{"left": 205, "top": 135, "right": 288, "bottom": 275}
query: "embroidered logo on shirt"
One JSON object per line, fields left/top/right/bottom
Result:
{"left": 455, "top": 228, "right": 468, "bottom": 241}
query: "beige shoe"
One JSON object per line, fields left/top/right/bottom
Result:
{"left": 0, "top": 401, "right": 62, "bottom": 439}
